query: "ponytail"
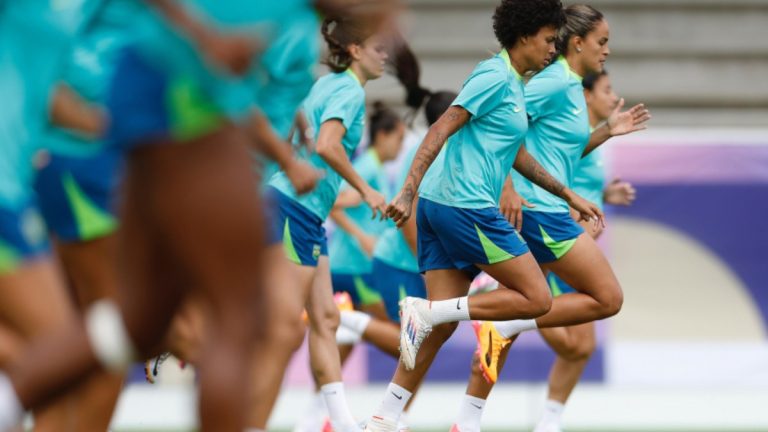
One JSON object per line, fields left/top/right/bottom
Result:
{"left": 321, "top": 15, "right": 376, "bottom": 73}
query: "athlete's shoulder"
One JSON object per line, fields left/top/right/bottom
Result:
{"left": 527, "top": 61, "right": 569, "bottom": 95}
{"left": 470, "top": 55, "right": 509, "bottom": 82}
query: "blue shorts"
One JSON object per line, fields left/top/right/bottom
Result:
{"left": 331, "top": 272, "right": 381, "bottom": 307}
{"left": 107, "top": 47, "right": 224, "bottom": 150}
{"left": 262, "top": 191, "right": 281, "bottom": 246}
{"left": 416, "top": 198, "right": 529, "bottom": 278}
{"left": 520, "top": 210, "right": 584, "bottom": 263}
{"left": 0, "top": 203, "right": 49, "bottom": 274}
{"left": 34, "top": 150, "right": 122, "bottom": 242}
{"left": 267, "top": 187, "right": 327, "bottom": 267}
{"left": 547, "top": 272, "right": 577, "bottom": 297}
{"left": 372, "top": 259, "right": 426, "bottom": 323}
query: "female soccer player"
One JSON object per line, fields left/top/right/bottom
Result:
{"left": 0, "top": 3, "right": 312, "bottom": 431}
{"left": 32, "top": 2, "right": 139, "bottom": 428}
{"left": 0, "top": 1, "right": 121, "bottom": 429}
{"left": 365, "top": 1, "right": 609, "bottom": 429}
{"left": 265, "top": 11, "right": 393, "bottom": 432}
{"left": 530, "top": 70, "right": 637, "bottom": 432}
{"left": 453, "top": 68, "right": 641, "bottom": 432}
{"left": 330, "top": 102, "right": 404, "bottom": 319}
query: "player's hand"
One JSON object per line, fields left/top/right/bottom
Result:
{"left": 603, "top": 178, "right": 636, "bottom": 206}
{"left": 565, "top": 190, "right": 605, "bottom": 230}
{"left": 362, "top": 187, "right": 388, "bottom": 221}
{"left": 607, "top": 98, "right": 651, "bottom": 137}
{"left": 386, "top": 187, "right": 416, "bottom": 228}
{"left": 285, "top": 160, "right": 322, "bottom": 196}
{"left": 500, "top": 184, "right": 535, "bottom": 231}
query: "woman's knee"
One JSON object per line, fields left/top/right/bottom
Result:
{"left": 598, "top": 282, "right": 623, "bottom": 318}
{"left": 559, "top": 336, "right": 596, "bottom": 362}
{"left": 268, "top": 314, "right": 306, "bottom": 352}
{"left": 530, "top": 287, "right": 553, "bottom": 317}
{"left": 309, "top": 302, "right": 340, "bottom": 335}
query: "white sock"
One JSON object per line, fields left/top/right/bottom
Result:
{"left": 428, "top": 296, "right": 470, "bottom": 325}
{"left": 397, "top": 411, "right": 410, "bottom": 431}
{"left": 293, "top": 392, "right": 326, "bottom": 432}
{"left": 340, "top": 310, "right": 372, "bottom": 335}
{"left": 454, "top": 394, "right": 486, "bottom": 432}
{"left": 372, "top": 382, "right": 412, "bottom": 421}
{"left": 0, "top": 374, "right": 23, "bottom": 429}
{"left": 540, "top": 399, "right": 565, "bottom": 425}
{"left": 493, "top": 318, "right": 537, "bottom": 339}
{"left": 336, "top": 325, "right": 363, "bottom": 345}
{"left": 320, "top": 382, "right": 358, "bottom": 430}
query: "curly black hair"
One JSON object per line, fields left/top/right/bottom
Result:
{"left": 492, "top": 0, "right": 566, "bottom": 49}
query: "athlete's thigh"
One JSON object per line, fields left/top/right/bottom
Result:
{"left": 478, "top": 251, "right": 549, "bottom": 298}
{"left": 263, "top": 245, "right": 307, "bottom": 322}
{"left": 54, "top": 233, "right": 121, "bottom": 309}
{"left": 0, "top": 260, "right": 74, "bottom": 339}
{"left": 117, "top": 156, "right": 191, "bottom": 352}
{"left": 542, "top": 232, "right": 620, "bottom": 297}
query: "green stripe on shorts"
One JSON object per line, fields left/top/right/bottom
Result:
{"left": 167, "top": 78, "right": 224, "bottom": 141}
{"left": 62, "top": 172, "right": 117, "bottom": 241}
{"left": 282, "top": 219, "right": 302, "bottom": 265}
{"left": 475, "top": 224, "right": 514, "bottom": 264}
{"left": 353, "top": 275, "right": 382, "bottom": 306}
{"left": 0, "top": 239, "right": 20, "bottom": 274}
{"left": 539, "top": 225, "right": 577, "bottom": 260}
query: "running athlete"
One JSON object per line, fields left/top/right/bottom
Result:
{"left": 330, "top": 102, "right": 404, "bottom": 319}
{"left": 530, "top": 70, "right": 636, "bottom": 432}
{"left": 453, "top": 68, "right": 639, "bottom": 432}
{"left": 31, "top": 2, "right": 138, "bottom": 429}
{"left": 295, "top": 102, "right": 404, "bottom": 432}
{"left": 0, "top": 3, "right": 305, "bottom": 431}
{"left": 365, "top": 1, "right": 608, "bottom": 429}
{"left": 265, "top": 11, "right": 393, "bottom": 432}
{"left": 0, "top": 1, "right": 117, "bottom": 430}
{"left": 452, "top": 6, "right": 651, "bottom": 432}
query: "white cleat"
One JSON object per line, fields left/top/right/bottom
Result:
{"left": 399, "top": 297, "right": 432, "bottom": 370}
{"left": 363, "top": 415, "right": 398, "bottom": 432}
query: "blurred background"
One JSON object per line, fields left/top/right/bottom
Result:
{"left": 110, "top": 1, "right": 768, "bottom": 431}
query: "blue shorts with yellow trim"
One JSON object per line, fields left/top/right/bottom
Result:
{"left": 547, "top": 272, "right": 577, "bottom": 297}
{"left": 520, "top": 210, "right": 584, "bottom": 264}
{"left": 331, "top": 272, "right": 381, "bottom": 307}
{"left": 416, "top": 198, "right": 529, "bottom": 278}
{"left": 267, "top": 187, "right": 327, "bottom": 267}
{"left": 0, "top": 203, "right": 49, "bottom": 274}
{"left": 35, "top": 150, "right": 122, "bottom": 243}
{"left": 372, "top": 259, "right": 425, "bottom": 323}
